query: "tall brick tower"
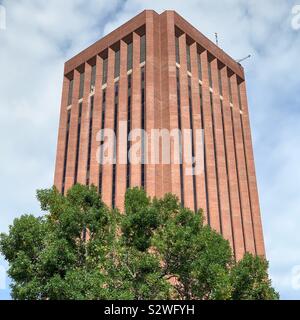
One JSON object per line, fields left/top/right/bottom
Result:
{"left": 54, "top": 10, "right": 265, "bottom": 259}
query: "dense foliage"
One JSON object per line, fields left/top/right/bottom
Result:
{"left": 0, "top": 185, "right": 279, "bottom": 300}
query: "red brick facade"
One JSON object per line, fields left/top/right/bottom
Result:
{"left": 54, "top": 10, "right": 265, "bottom": 259}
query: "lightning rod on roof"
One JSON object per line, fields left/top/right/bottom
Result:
{"left": 215, "top": 33, "right": 219, "bottom": 46}
{"left": 236, "top": 54, "right": 251, "bottom": 64}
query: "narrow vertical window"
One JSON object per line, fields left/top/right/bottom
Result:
{"left": 175, "top": 36, "right": 180, "bottom": 64}
{"left": 238, "top": 81, "right": 256, "bottom": 252}
{"left": 127, "top": 42, "right": 133, "bottom": 71}
{"left": 86, "top": 96, "right": 94, "bottom": 185}
{"left": 186, "top": 44, "right": 191, "bottom": 72}
{"left": 114, "top": 50, "right": 120, "bottom": 78}
{"left": 74, "top": 103, "right": 83, "bottom": 184}
{"left": 176, "top": 68, "right": 184, "bottom": 206}
{"left": 218, "top": 67, "right": 223, "bottom": 96}
{"left": 79, "top": 71, "right": 85, "bottom": 99}
{"left": 62, "top": 109, "right": 71, "bottom": 195}
{"left": 210, "top": 92, "right": 222, "bottom": 234}
{"left": 237, "top": 82, "right": 242, "bottom": 110}
{"left": 208, "top": 61, "right": 213, "bottom": 88}
{"left": 188, "top": 76, "right": 197, "bottom": 211}
{"left": 112, "top": 83, "right": 119, "bottom": 208}
{"left": 126, "top": 75, "right": 132, "bottom": 189}
{"left": 68, "top": 79, "right": 74, "bottom": 106}
{"left": 199, "top": 84, "right": 209, "bottom": 223}
{"left": 140, "top": 34, "right": 146, "bottom": 63}
{"left": 102, "top": 58, "right": 108, "bottom": 84}
{"left": 141, "top": 66, "right": 146, "bottom": 188}
{"left": 231, "top": 105, "right": 246, "bottom": 250}
{"left": 220, "top": 98, "right": 235, "bottom": 257}
{"left": 90, "top": 64, "right": 96, "bottom": 91}
{"left": 99, "top": 89, "right": 106, "bottom": 195}
{"left": 197, "top": 53, "right": 202, "bottom": 81}
{"left": 199, "top": 84, "right": 204, "bottom": 129}
{"left": 228, "top": 75, "right": 233, "bottom": 103}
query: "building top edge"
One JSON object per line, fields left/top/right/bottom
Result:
{"left": 64, "top": 9, "right": 244, "bottom": 80}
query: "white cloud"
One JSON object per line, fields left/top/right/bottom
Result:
{"left": 0, "top": 0, "right": 124, "bottom": 233}
{"left": 0, "top": 0, "right": 299, "bottom": 299}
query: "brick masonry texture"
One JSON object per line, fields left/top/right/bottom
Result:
{"left": 54, "top": 10, "right": 265, "bottom": 259}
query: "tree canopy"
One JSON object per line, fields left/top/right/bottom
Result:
{"left": 0, "top": 184, "right": 279, "bottom": 300}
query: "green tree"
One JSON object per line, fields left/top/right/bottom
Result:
{"left": 0, "top": 185, "right": 279, "bottom": 300}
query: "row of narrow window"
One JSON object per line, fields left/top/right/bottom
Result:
{"left": 175, "top": 34, "right": 256, "bottom": 255}
{"left": 67, "top": 34, "right": 146, "bottom": 105}
{"left": 62, "top": 33, "right": 250, "bottom": 246}
{"left": 63, "top": 82, "right": 145, "bottom": 207}
{"left": 175, "top": 34, "right": 238, "bottom": 100}
{"left": 110, "top": 66, "right": 145, "bottom": 206}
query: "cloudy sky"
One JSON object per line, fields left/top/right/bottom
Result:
{"left": 0, "top": 0, "right": 299, "bottom": 300}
